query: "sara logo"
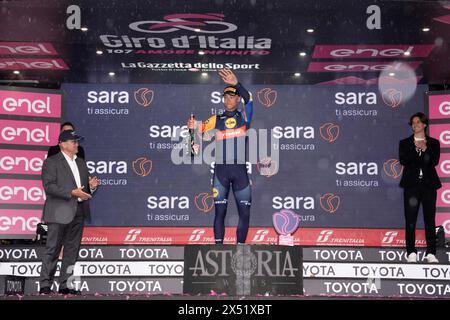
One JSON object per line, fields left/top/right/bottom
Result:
{"left": 257, "top": 157, "right": 278, "bottom": 177}
{"left": 382, "top": 89, "right": 403, "bottom": 108}
{"left": 132, "top": 157, "right": 153, "bottom": 177}
{"left": 189, "top": 229, "right": 206, "bottom": 242}
{"left": 319, "top": 123, "right": 340, "bottom": 143}
{"left": 317, "top": 230, "right": 333, "bottom": 243}
{"left": 129, "top": 13, "right": 237, "bottom": 34}
{"left": 225, "top": 118, "right": 237, "bottom": 129}
{"left": 195, "top": 192, "right": 215, "bottom": 213}
{"left": 382, "top": 231, "right": 399, "bottom": 244}
{"left": 257, "top": 88, "right": 277, "bottom": 108}
{"left": 124, "top": 229, "right": 142, "bottom": 242}
{"left": 272, "top": 209, "right": 300, "bottom": 236}
{"left": 320, "top": 193, "right": 340, "bottom": 213}
{"left": 383, "top": 159, "right": 403, "bottom": 179}
{"left": 134, "top": 88, "right": 154, "bottom": 107}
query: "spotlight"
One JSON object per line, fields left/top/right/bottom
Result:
{"left": 109, "top": 72, "right": 115, "bottom": 76}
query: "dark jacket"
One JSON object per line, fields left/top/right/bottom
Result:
{"left": 399, "top": 135, "right": 442, "bottom": 189}
{"left": 41, "top": 152, "right": 91, "bottom": 224}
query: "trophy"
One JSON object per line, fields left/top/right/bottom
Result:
{"left": 272, "top": 209, "right": 300, "bottom": 246}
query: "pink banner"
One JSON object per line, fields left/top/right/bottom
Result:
{"left": 0, "top": 42, "right": 57, "bottom": 56}
{"left": 307, "top": 61, "right": 422, "bottom": 73}
{"left": 429, "top": 123, "right": 450, "bottom": 146}
{"left": 0, "top": 149, "right": 47, "bottom": 175}
{"left": 0, "top": 179, "right": 45, "bottom": 205}
{"left": 0, "top": 89, "right": 61, "bottom": 118}
{"left": 0, "top": 58, "right": 68, "bottom": 70}
{"left": 0, "top": 209, "right": 41, "bottom": 234}
{"left": 437, "top": 183, "right": 450, "bottom": 208}
{"left": 437, "top": 153, "right": 450, "bottom": 179}
{"left": 0, "top": 119, "right": 59, "bottom": 146}
{"left": 81, "top": 227, "right": 426, "bottom": 246}
{"left": 313, "top": 44, "right": 434, "bottom": 59}
{"left": 428, "top": 94, "right": 450, "bottom": 120}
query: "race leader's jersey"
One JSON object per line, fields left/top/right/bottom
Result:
{"left": 199, "top": 83, "right": 253, "bottom": 164}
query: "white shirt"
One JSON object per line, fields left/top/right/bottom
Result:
{"left": 61, "top": 151, "right": 83, "bottom": 201}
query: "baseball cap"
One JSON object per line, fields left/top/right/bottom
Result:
{"left": 58, "top": 130, "right": 83, "bottom": 143}
{"left": 223, "top": 86, "right": 240, "bottom": 96}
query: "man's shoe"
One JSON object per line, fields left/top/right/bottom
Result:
{"left": 58, "top": 288, "right": 81, "bottom": 295}
{"left": 39, "top": 287, "right": 54, "bottom": 294}
{"left": 425, "top": 253, "right": 439, "bottom": 263}
{"left": 406, "top": 252, "right": 417, "bottom": 263}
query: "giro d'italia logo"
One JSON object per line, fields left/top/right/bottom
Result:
{"left": 320, "top": 193, "right": 340, "bottom": 213}
{"left": 134, "top": 88, "right": 154, "bottom": 107}
{"left": 383, "top": 159, "right": 403, "bottom": 179}
{"left": 319, "top": 123, "right": 340, "bottom": 143}
{"left": 129, "top": 13, "right": 238, "bottom": 34}
{"left": 382, "top": 89, "right": 403, "bottom": 108}
{"left": 132, "top": 157, "right": 153, "bottom": 177}
{"left": 195, "top": 192, "right": 215, "bottom": 213}
{"left": 257, "top": 88, "right": 277, "bottom": 108}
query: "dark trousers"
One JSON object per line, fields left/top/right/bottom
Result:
{"left": 39, "top": 204, "right": 84, "bottom": 290}
{"left": 403, "top": 183, "right": 437, "bottom": 255}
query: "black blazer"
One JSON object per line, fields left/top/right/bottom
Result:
{"left": 48, "top": 145, "right": 85, "bottom": 159}
{"left": 41, "top": 152, "right": 92, "bottom": 224}
{"left": 399, "top": 135, "right": 442, "bottom": 189}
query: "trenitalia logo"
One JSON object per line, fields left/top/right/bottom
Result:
{"left": 134, "top": 88, "right": 154, "bottom": 107}
{"left": 0, "top": 150, "right": 47, "bottom": 175}
{"left": 319, "top": 193, "right": 340, "bottom": 213}
{"left": 0, "top": 90, "right": 62, "bottom": 118}
{"left": 0, "top": 42, "right": 58, "bottom": 56}
{"left": 257, "top": 88, "right": 277, "bottom": 108}
{"left": 188, "top": 229, "right": 206, "bottom": 242}
{"left": 381, "top": 89, "right": 403, "bottom": 108}
{"left": 0, "top": 210, "right": 41, "bottom": 233}
{"left": 0, "top": 120, "right": 59, "bottom": 146}
{"left": 124, "top": 229, "right": 142, "bottom": 242}
{"left": 383, "top": 159, "right": 403, "bottom": 179}
{"left": 257, "top": 157, "right": 278, "bottom": 177}
{"left": 129, "top": 13, "right": 237, "bottom": 34}
{"left": 132, "top": 157, "right": 153, "bottom": 177}
{"left": 194, "top": 192, "right": 214, "bottom": 213}
{"left": 316, "top": 230, "right": 334, "bottom": 243}
{"left": 381, "top": 231, "right": 399, "bottom": 244}
{"left": 0, "top": 179, "right": 45, "bottom": 204}
{"left": 429, "top": 94, "right": 450, "bottom": 120}
{"left": 0, "top": 58, "right": 68, "bottom": 70}
{"left": 252, "top": 229, "right": 270, "bottom": 242}
{"left": 319, "top": 123, "right": 339, "bottom": 143}
{"left": 312, "top": 44, "right": 435, "bottom": 59}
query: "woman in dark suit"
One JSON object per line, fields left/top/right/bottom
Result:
{"left": 399, "top": 112, "right": 441, "bottom": 263}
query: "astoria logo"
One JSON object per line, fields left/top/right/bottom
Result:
{"left": 257, "top": 88, "right": 277, "bottom": 108}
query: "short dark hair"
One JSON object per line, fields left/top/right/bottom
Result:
{"left": 408, "top": 112, "right": 428, "bottom": 127}
{"left": 60, "top": 121, "right": 75, "bottom": 131}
